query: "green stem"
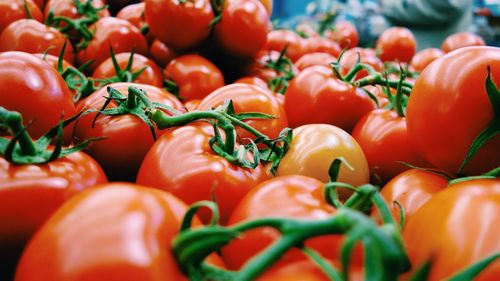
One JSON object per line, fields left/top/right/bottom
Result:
{"left": 354, "top": 74, "right": 413, "bottom": 95}
{"left": 302, "top": 247, "right": 343, "bottom": 281}
{"left": 343, "top": 63, "right": 377, "bottom": 82}
{"left": 0, "top": 107, "right": 37, "bottom": 156}
{"left": 394, "top": 71, "right": 406, "bottom": 117}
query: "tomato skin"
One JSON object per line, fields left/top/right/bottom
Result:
{"left": 258, "top": 0, "right": 272, "bottom": 15}
{"left": 408, "top": 48, "right": 444, "bottom": 73}
{"left": 302, "top": 37, "right": 341, "bottom": 58}
{"left": 403, "top": 179, "right": 500, "bottom": 281}
{"left": 339, "top": 47, "right": 383, "bottom": 79}
{"left": 73, "top": 83, "right": 182, "bottom": 181}
{"left": 376, "top": 27, "right": 416, "bottom": 63}
{"left": 0, "top": 152, "right": 107, "bottom": 279}
{"left": 295, "top": 52, "right": 338, "bottom": 71}
{"left": 150, "top": 39, "right": 177, "bottom": 68}
{"left": 117, "top": 3, "right": 153, "bottom": 44}
{"left": 406, "top": 47, "right": 500, "bottom": 175}
{"left": 145, "top": 0, "right": 213, "bottom": 50}
{"left": 264, "top": 30, "right": 305, "bottom": 62}
{"left": 276, "top": 124, "right": 369, "bottom": 189}
{"left": 441, "top": 32, "right": 485, "bottom": 53}
{"left": 234, "top": 76, "right": 269, "bottom": 90}
{"left": 258, "top": 260, "right": 363, "bottom": 281}
{"left": 77, "top": 17, "right": 148, "bottom": 73}
{"left": 93, "top": 53, "right": 164, "bottom": 87}
{"left": 136, "top": 124, "right": 269, "bottom": 224}
{"left": 325, "top": 21, "right": 359, "bottom": 49}
{"left": 197, "top": 83, "right": 288, "bottom": 142}
{"left": 0, "top": 52, "right": 75, "bottom": 140}
{"left": 44, "top": 0, "right": 109, "bottom": 23}
{"left": 214, "top": 0, "right": 270, "bottom": 58}
{"left": 0, "top": 19, "right": 74, "bottom": 63}
{"left": 164, "top": 54, "right": 225, "bottom": 101}
{"left": 14, "top": 183, "right": 223, "bottom": 281}
{"left": 284, "top": 66, "right": 376, "bottom": 132}
{"left": 0, "top": 0, "right": 43, "bottom": 35}
{"left": 351, "top": 109, "right": 429, "bottom": 183}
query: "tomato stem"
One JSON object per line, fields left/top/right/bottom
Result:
{"left": 0, "top": 107, "right": 37, "bottom": 156}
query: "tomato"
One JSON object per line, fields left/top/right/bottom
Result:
{"left": 32, "top": 0, "right": 45, "bottom": 10}
{"left": 245, "top": 50, "right": 299, "bottom": 84}
{"left": 77, "top": 17, "right": 148, "bottom": 73}
{"left": 15, "top": 183, "right": 224, "bottom": 281}
{"left": 409, "top": 48, "right": 445, "bottom": 73}
{"left": 222, "top": 175, "right": 363, "bottom": 270}
{"left": 34, "top": 53, "right": 73, "bottom": 72}
{"left": 0, "top": 52, "right": 75, "bottom": 140}
{"left": 441, "top": 32, "right": 486, "bottom": 53}
{"left": 93, "top": 52, "right": 164, "bottom": 87}
{"left": 276, "top": 124, "right": 369, "bottom": 189}
{"left": 339, "top": 47, "right": 383, "bottom": 79}
{"left": 295, "top": 52, "right": 338, "bottom": 71}
{"left": 234, "top": 76, "right": 269, "bottom": 90}
{"left": 403, "top": 179, "right": 500, "bottom": 280}
{"left": 352, "top": 109, "right": 429, "bottom": 183}
{"left": 284, "top": 66, "right": 376, "bottom": 132}
{"left": 150, "top": 39, "right": 177, "bottom": 68}
{"left": 302, "top": 37, "right": 341, "bottom": 58}
{"left": 145, "top": 0, "right": 213, "bottom": 50}
{"left": 325, "top": 21, "right": 359, "bottom": 49}
{"left": 214, "top": 0, "right": 270, "bottom": 58}
{"left": 0, "top": 19, "right": 74, "bottom": 63}
{"left": 258, "top": 260, "right": 363, "bottom": 281}
{"left": 116, "top": 3, "right": 153, "bottom": 44}
{"left": 0, "top": 151, "right": 107, "bottom": 279}
{"left": 136, "top": 123, "right": 269, "bottom": 224}
{"left": 164, "top": 54, "right": 225, "bottom": 101}
{"left": 375, "top": 27, "right": 416, "bottom": 63}
{"left": 0, "top": 0, "right": 43, "bottom": 35}
{"left": 197, "top": 83, "right": 288, "bottom": 142}
{"left": 183, "top": 99, "right": 201, "bottom": 112}
{"left": 264, "top": 29, "right": 305, "bottom": 62}
{"left": 406, "top": 47, "right": 500, "bottom": 175}
{"left": 378, "top": 169, "right": 448, "bottom": 228}
{"left": 44, "top": 0, "right": 109, "bottom": 23}
{"left": 73, "top": 83, "right": 183, "bottom": 181}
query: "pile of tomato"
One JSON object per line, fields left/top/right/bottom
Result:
{"left": 0, "top": 0, "right": 499, "bottom": 280}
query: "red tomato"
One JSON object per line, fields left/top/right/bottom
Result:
{"left": 0, "top": 0, "right": 43, "bottom": 35}
{"left": 409, "top": 48, "right": 445, "bottom": 73}
{"left": 376, "top": 27, "right": 416, "bottom": 63}
{"left": 0, "top": 19, "right": 74, "bottom": 63}
{"left": 136, "top": 123, "right": 269, "bottom": 224}
{"left": 73, "top": 83, "right": 182, "bottom": 181}
{"left": 150, "top": 39, "right": 177, "bottom": 68}
{"left": 284, "top": 66, "right": 376, "bottom": 132}
{"left": 339, "top": 47, "right": 383, "bottom": 79}
{"left": 245, "top": 50, "right": 299, "bottom": 84}
{"left": 303, "top": 36, "right": 341, "bottom": 58}
{"left": 183, "top": 99, "right": 201, "bottom": 112}
{"left": 44, "top": 0, "right": 109, "bottom": 23}
{"left": 0, "top": 151, "right": 107, "bottom": 279}
{"left": 32, "top": 0, "right": 45, "bottom": 10}
{"left": 406, "top": 47, "right": 500, "bottom": 175}
{"left": 295, "top": 52, "right": 338, "bottom": 71}
{"left": 234, "top": 76, "right": 269, "bottom": 90}
{"left": 222, "top": 175, "right": 363, "bottom": 269}
{"left": 77, "top": 17, "right": 148, "bottom": 73}
{"left": 325, "top": 21, "right": 359, "bottom": 49}
{"left": 403, "top": 179, "right": 500, "bottom": 280}
{"left": 145, "top": 0, "right": 213, "bottom": 50}
{"left": 379, "top": 169, "right": 448, "bottom": 228}
{"left": 214, "top": 0, "right": 270, "bottom": 58}
{"left": 197, "top": 83, "right": 288, "bottom": 142}
{"left": 352, "top": 109, "right": 429, "bottom": 183}
{"left": 93, "top": 52, "right": 164, "bottom": 87}
{"left": 441, "top": 32, "right": 486, "bottom": 53}
{"left": 0, "top": 52, "right": 75, "bottom": 140}
{"left": 15, "top": 183, "right": 224, "bottom": 281}
{"left": 164, "top": 54, "right": 225, "bottom": 101}
{"left": 116, "top": 3, "right": 153, "bottom": 44}
{"left": 264, "top": 29, "right": 305, "bottom": 62}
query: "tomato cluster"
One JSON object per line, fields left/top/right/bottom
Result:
{"left": 0, "top": 1, "right": 498, "bottom": 281}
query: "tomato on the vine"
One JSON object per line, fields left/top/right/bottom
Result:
{"left": 375, "top": 27, "right": 416, "bottom": 63}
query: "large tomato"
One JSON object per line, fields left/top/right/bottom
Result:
{"left": 375, "top": 27, "right": 416, "bottom": 63}
{"left": 406, "top": 47, "right": 500, "bottom": 175}
{"left": 403, "top": 179, "right": 500, "bottom": 280}
{"left": 136, "top": 123, "right": 269, "bottom": 224}
{"left": 0, "top": 0, "right": 43, "bottom": 35}
{"left": 14, "top": 183, "right": 224, "bottom": 281}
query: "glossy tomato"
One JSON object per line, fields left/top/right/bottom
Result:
{"left": 325, "top": 21, "right": 359, "bottom": 49}
{"left": 44, "top": 0, "right": 109, "bottom": 23}
{"left": 339, "top": 47, "right": 383, "bottom": 79}
{"left": 441, "top": 32, "right": 486, "bottom": 53}
{"left": 264, "top": 29, "right": 305, "bottom": 62}
{"left": 116, "top": 3, "right": 153, "bottom": 43}
{"left": 15, "top": 183, "right": 224, "bottom": 281}
{"left": 0, "top": 0, "right": 43, "bottom": 35}
{"left": 409, "top": 48, "right": 445, "bottom": 73}
{"left": 406, "top": 47, "right": 500, "bottom": 175}
{"left": 150, "top": 39, "right": 177, "bottom": 68}
{"left": 234, "top": 76, "right": 269, "bottom": 90}
{"left": 295, "top": 52, "right": 338, "bottom": 71}
{"left": 375, "top": 27, "right": 416, "bottom": 63}
{"left": 302, "top": 37, "right": 341, "bottom": 58}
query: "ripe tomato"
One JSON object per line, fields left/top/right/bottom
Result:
{"left": 0, "top": 0, "right": 43, "bottom": 35}
{"left": 409, "top": 48, "right": 445, "bottom": 73}
{"left": 245, "top": 50, "right": 299, "bottom": 84}
{"left": 406, "top": 47, "right": 500, "bottom": 175}
{"left": 197, "top": 83, "right": 288, "bottom": 142}
{"left": 234, "top": 76, "right": 269, "bottom": 90}
{"left": 44, "top": 0, "right": 109, "bottom": 23}
{"left": 325, "top": 21, "right": 359, "bottom": 49}
{"left": 164, "top": 54, "right": 225, "bottom": 101}
{"left": 264, "top": 30, "right": 305, "bottom": 62}
{"left": 116, "top": 3, "right": 153, "bottom": 44}
{"left": 73, "top": 83, "right": 183, "bottom": 181}
{"left": 303, "top": 37, "right": 341, "bottom": 58}
{"left": 0, "top": 19, "right": 74, "bottom": 63}
{"left": 150, "top": 39, "right": 177, "bottom": 68}
{"left": 284, "top": 66, "right": 376, "bottom": 132}
{"left": 145, "top": 0, "right": 213, "bottom": 50}
{"left": 441, "top": 32, "right": 486, "bottom": 53}
{"left": 376, "top": 27, "right": 416, "bottom": 63}
{"left": 77, "top": 17, "right": 148, "bottom": 73}
{"left": 0, "top": 151, "right": 107, "bottom": 279}
{"left": 93, "top": 52, "right": 164, "bottom": 87}
{"left": 136, "top": 123, "right": 269, "bottom": 224}
{"left": 295, "top": 52, "right": 338, "bottom": 71}
{"left": 0, "top": 52, "right": 75, "bottom": 140}
{"left": 403, "top": 179, "right": 500, "bottom": 280}
{"left": 15, "top": 183, "right": 224, "bottom": 281}
{"left": 214, "top": 0, "right": 270, "bottom": 58}
{"left": 276, "top": 124, "right": 369, "bottom": 189}
{"left": 339, "top": 47, "right": 383, "bottom": 79}
{"left": 352, "top": 109, "right": 429, "bottom": 183}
